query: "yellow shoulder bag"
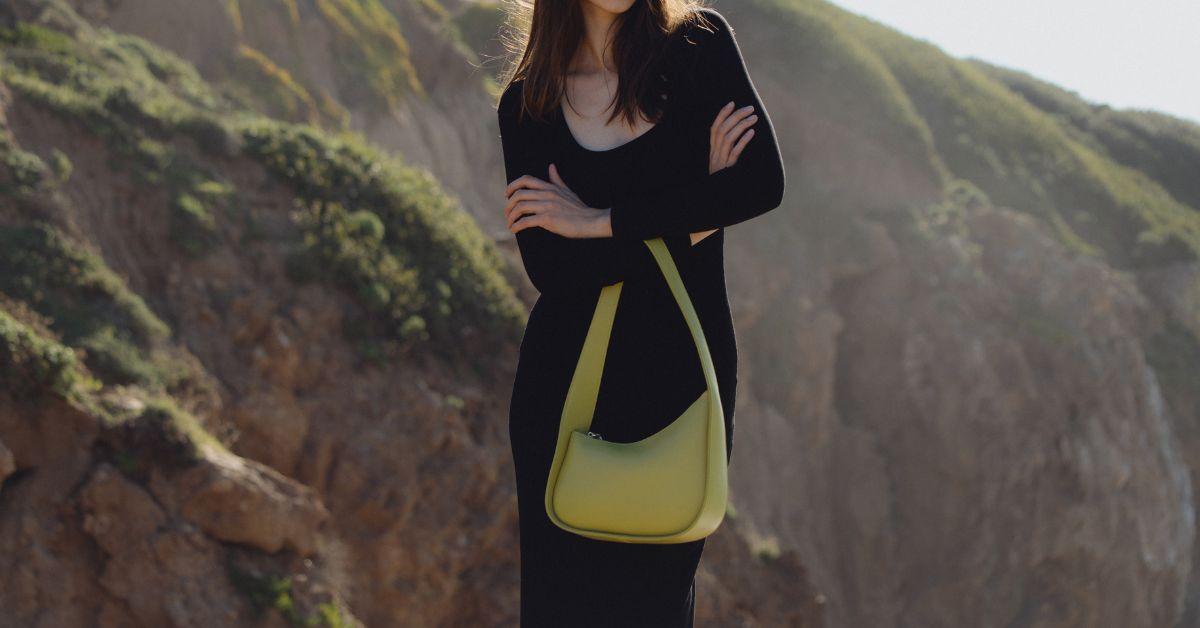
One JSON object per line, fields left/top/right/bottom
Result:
{"left": 544, "top": 236, "right": 729, "bottom": 544}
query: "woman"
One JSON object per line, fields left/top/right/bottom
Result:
{"left": 497, "top": 0, "right": 785, "bottom": 624}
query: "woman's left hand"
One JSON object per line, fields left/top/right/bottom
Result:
{"left": 505, "top": 163, "right": 610, "bottom": 238}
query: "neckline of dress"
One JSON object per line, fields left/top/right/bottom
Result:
{"left": 556, "top": 100, "right": 666, "bottom": 155}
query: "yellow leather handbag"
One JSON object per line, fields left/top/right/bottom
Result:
{"left": 544, "top": 236, "right": 729, "bottom": 544}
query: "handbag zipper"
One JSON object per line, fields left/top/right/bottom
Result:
{"left": 585, "top": 431, "right": 604, "bottom": 441}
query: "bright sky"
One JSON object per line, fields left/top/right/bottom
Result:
{"left": 829, "top": 0, "right": 1200, "bottom": 125}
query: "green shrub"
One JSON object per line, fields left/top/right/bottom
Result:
{"left": 170, "top": 192, "right": 220, "bottom": 256}
{"left": 47, "top": 148, "right": 72, "bottom": 182}
{"left": 0, "top": 308, "right": 81, "bottom": 400}
{"left": 0, "top": 145, "right": 47, "bottom": 196}
{"left": 289, "top": 198, "right": 425, "bottom": 342}
{"left": 240, "top": 119, "right": 524, "bottom": 357}
{"left": 751, "top": 533, "right": 782, "bottom": 563}
{"left": 0, "top": 223, "right": 176, "bottom": 387}
{"left": 346, "top": 208, "right": 384, "bottom": 241}
{"left": 0, "top": 23, "right": 75, "bottom": 55}
{"left": 227, "top": 564, "right": 350, "bottom": 627}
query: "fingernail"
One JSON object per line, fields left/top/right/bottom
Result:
{"left": 749, "top": 114, "right": 758, "bottom": 120}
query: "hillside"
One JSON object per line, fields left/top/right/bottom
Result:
{"left": 62, "top": 0, "right": 516, "bottom": 241}
{"left": 702, "top": 1, "right": 1200, "bottom": 626}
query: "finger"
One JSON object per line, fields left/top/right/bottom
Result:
{"left": 712, "top": 101, "right": 735, "bottom": 126}
{"left": 710, "top": 101, "right": 735, "bottom": 140}
{"left": 505, "top": 174, "right": 554, "bottom": 200}
{"left": 718, "top": 105, "right": 755, "bottom": 138}
{"left": 505, "top": 177, "right": 553, "bottom": 206}
{"left": 711, "top": 105, "right": 754, "bottom": 157}
{"left": 504, "top": 187, "right": 557, "bottom": 220}
{"left": 507, "top": 197, "right": 543, "bottom": 230}
{"left": 728, "top": 128, "right": 755, "bottom": 164}
{"left": 721, "top": 113, "right": 757, "bottom": 149}
{"left": 717, "top": 128, "right": 755, "bottom": 170}
{"left": 511, "top": 209, "right": 547, "bottom": 233}
{"left": 548, "top": 163, "right": 565, "bottom": 188}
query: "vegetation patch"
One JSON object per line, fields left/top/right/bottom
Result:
{"left": 1, "top": 25, "right": 236, "bottom": 175}
{"left": 170, "top": 178, "right": 234, "bottom": 257}
{"left": 820, "top": 4, "right": 1200, "bottom": 268}
{"left": 972, "top": 60, "right": 1200, "bottom": 216}
{"left": 750, "top": 532, "right": 782, "bottom": 563}
{"left": 313, "top": 0, "right": 424, "bottom": 110}
{"left": 1, "top": 12, "right": 523, "bottom": 366}
{"left": 284, "top": 197, "right": 427, "bottom": 348}
{"left": 0, "top": 135, "right": 48, "bottom": 198}
{"left": 0, "top": 222, "right": 180, "bottom": 388}
{"left": 240, "top": 119, "right": 525, "bottom": 360}
{"left": 227, "top": 564, "right": 350, "bottom": 628}
{"left": 229, "top": 44, "right": 320, "bottom": 124}
{"left": 46, "top": 148, "right": 72, "bottom": 182}
{"left": 0, "top": 307, "right": 87, "bottom": 401}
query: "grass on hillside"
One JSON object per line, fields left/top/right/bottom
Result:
{"left": 799, "top": 0, "right": 1200, "bottom": 268}
{"left": 1, "top": 19, "right": 524, "bottom": 367}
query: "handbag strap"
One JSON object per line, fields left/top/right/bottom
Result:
{"left": 558, "top": 237, "right": 721, "bottom": 436}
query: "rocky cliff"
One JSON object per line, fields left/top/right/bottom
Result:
{"left": 712, "top": 3, "right": 1200, "bottom": 625}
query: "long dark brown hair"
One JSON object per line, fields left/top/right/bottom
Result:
{"left": 498, "top": 0, "right": 715, "bottom": 129}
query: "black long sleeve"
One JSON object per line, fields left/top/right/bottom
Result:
{"left": 609, "top": 8, "right": 786, "bottom": 241}
{"left": 497, "top": 81, "right": 694, "bottom": 295}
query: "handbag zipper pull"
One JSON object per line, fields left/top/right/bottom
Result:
{"left": 585, "top": 431, "right": 604, "bottom": 441}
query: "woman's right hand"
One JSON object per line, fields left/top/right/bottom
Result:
{"left": 691, "top": 101, "right": 758, "bottom": 245}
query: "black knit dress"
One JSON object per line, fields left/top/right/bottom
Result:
{"left": 498, "top": 8, "right": 785, "bottom": 627}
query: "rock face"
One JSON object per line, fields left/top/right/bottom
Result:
{"left": 0, "top": 396, "right": 108, "bottom": 628}
{"left": 727, "top": 197, "right": 1197, "bottom": 627}
{"left": 173, "top": 446, "right": 331, "bottom": 557}
{"left": 844, "top": 206, "right": 1190, "bottom": 626}
{"left": 0, "top": 395, "right": 361, "bottom": 627}
{"left": 699, "top": 4, "right": 1200, "bottom": 624}
{"left": 81, "top": 463, "right": 249, "bottom": 627}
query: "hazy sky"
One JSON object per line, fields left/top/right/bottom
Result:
{"left": 829, "top": 0, "right": 1200, "bottom": 125}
